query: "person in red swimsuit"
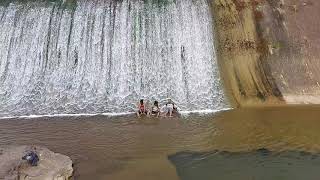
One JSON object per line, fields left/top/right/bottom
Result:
{"left": 136, "top": 99, "right": 148, "bottom": 117}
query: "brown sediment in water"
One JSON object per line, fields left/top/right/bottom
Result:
{"left": 210, "top": 106, "right": 320, "bottom": 152}
{"left": 0, "top": 116, "right": 212, "bottom": 180}
{"left": 1, "top": 107, "right": 320, "bottom": 179}
{"left": 211, "top": 0, "right": 320, "bottom": 106}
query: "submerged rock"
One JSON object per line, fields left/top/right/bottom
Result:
{"left": 169, "top": 149, "right": 320, "bottom": 180}
{"left": 0, "top": 145, "right": 73, "bottom": 180}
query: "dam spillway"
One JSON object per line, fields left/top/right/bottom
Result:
{"left": 0, "top": 0, "right": 228, "bottom": 117}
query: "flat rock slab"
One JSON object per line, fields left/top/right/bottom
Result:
{"left": 0, "top": 145, "right": 73, "bottom": 180}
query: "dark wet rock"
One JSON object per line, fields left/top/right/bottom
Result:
{"left": 256, "top": 148, "right": 271, "bottom": 156}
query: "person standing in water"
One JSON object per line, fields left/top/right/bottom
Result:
{"left": 137, "top": 99, "right": 148, "bottom": 117}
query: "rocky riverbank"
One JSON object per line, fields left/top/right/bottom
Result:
{"left": 0, "top": 145, "right": 73, "bottom": 180}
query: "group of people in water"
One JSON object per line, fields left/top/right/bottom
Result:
{"left": 136, "top": 99, "right": 179, "bottom": 117}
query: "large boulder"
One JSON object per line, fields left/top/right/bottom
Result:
{"left": 0, "top": 146, "right": 73, "bottom": 180}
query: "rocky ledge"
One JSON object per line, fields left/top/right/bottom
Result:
{"left": 0, "top": 145, "right": 73, "bottom": 180}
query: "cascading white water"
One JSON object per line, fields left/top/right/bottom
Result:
{"left": 0, "top": 0, "right": 228, "bottom": 117}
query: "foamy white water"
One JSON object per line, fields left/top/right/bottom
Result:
{"left": 0, "top": 0, "right": 228, "bottom": 117}
{"left": 0, "top": 108, "right": 232, "bottom": 120}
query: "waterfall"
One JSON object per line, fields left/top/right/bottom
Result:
{"left": 0, "top": 0, "right": 228, "bottom": 117}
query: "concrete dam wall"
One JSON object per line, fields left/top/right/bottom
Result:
{"left": 0, "top": 0, "right": 229, "bottom": 117}
{"left": 211, "top": 0, "right": 320, "bottom": 106}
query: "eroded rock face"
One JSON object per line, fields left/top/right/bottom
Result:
{"left": 211, "top": 0, "right": 320, "bottom": 106}
{"left": 0, "top": 146, "right": 73, "bottom": 180}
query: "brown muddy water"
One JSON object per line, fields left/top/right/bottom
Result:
{"left": 1, "top": 106, "right": 320, "bottom": 180}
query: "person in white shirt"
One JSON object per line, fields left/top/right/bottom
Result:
{"left": 161, "top": 99, "right": 178, "bottom": 117}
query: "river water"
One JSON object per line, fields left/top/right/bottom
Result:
{"left": 1, "top": 106, "right": 320, "bottom": 179}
